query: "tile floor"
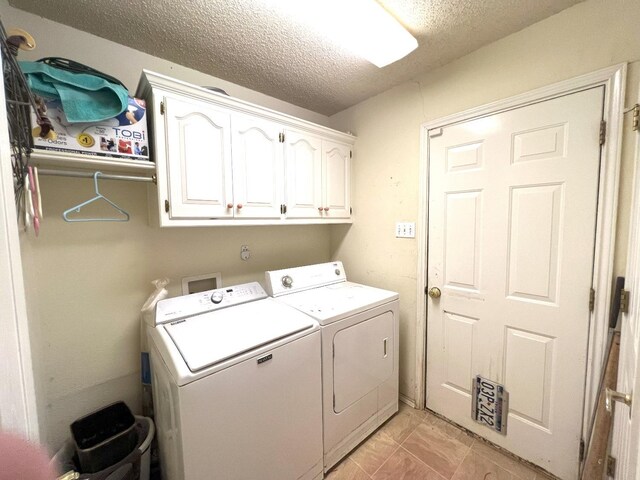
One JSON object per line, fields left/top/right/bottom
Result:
{"left": 326, "top": 404, "right": 556, "bottom": 480}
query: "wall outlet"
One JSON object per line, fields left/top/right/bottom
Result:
{"left": 240, "top": 245, "right": 251, "bottom": 261}
{"left": 395, "top": 222, "right": 416, "bottom": 238}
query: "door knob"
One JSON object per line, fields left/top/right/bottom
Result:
{"left": 605, "top": 388, "right": 632, "bottom": 416}
{"left": 428, "top": 287, "right": 441, "bottom": 299}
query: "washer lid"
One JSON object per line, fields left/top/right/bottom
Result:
{"left": 277, "top": 282, "right": 399, "bottom": 325}
{"left": 164, "top": 298, "right": 316, "bottom": 372}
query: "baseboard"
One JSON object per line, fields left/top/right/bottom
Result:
{"left": 400, "top": 393, "right": 416, "bottom": 409}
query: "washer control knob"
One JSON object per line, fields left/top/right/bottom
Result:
{"left": 211, "top": 291, "right": 224, "bottom": 304}
{"left": 335, "top": 269, "right": 341, "bottom": 276}
{"left": 282, "top": 275, "right": 293, "bottom": 288}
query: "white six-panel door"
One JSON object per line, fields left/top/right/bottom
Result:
{"left": 426, "top": 87, "right": 605, "bottom": 479}
{"left": 165, "top": 95, "right": 233, "bottom": 219}
{"left": 231, "top": 115, "right": 283, "bottom": 219}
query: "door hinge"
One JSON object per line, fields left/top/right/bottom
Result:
{"left": 160, "top": 101, "right": 165, "bottom": 115}
{"left": 579, "top": 439, "right": 585, "bottom": 462}
{"left": 350, "top": 150, "right": 353, "bottom": 159}
{"left": 164, "top": 199, "right": 170, "bottom": 213}
{"left": 599, "top": 120, "right": 607, "bottom": 146}
{"left": 620, "top": 289, "right": 630, "bottom": 314}
{"left": 632, "top": 104, "right": 639, "bottom": 132}
{"left": 607, "top": 455, "right": 617, "bottom": 477}
{"left": 589, "top": 288, "right": 595, "bottom": 312}
{"left": 279, "top": 132, "right": 285, "bottom": 143}
{"left": 349, "top": 207, "right": 352, "bottom": 215}
{"left": 280, "top": 204, "right": 287, "bottom": 215}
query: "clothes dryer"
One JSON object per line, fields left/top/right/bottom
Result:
{"left": 147, "top": 282, "right": 323, "bottom": 480}
{"left": 265, "top": 262, "right": 399, "bottom": 471}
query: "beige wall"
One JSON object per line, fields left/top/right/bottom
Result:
{"left": 329, "top": 0, "right": 640, "bottom": 404}
{"left": 0, "top": 1, "right": 335, "bottom": 450}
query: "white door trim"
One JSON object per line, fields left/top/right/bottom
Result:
{"left": 415, "top": 64, "right": 627, "bottom": 441}
{"left": 0, "top": 57, "right": 40, "bottom": 440}
{"left": 610, "top": 81, "right": 640, "bottom": 480}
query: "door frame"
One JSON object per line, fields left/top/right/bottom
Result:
{"left": 0, "top": 56, "right": 40, "bottom": 440}
{"left": 414, "top": 64, "right": 627, "bottom": 440}
{"left": 610, "top": 81, "right": 640, "bottom": 479}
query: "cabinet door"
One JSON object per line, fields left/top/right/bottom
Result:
{"left": 165, "top": 95, "right": 233, "bottom": 219}
{"left": 284, "top": 130, "right": 322, "bottom": 219}
{"left": 231, "top": 115, "right": 283, "bottom": 219}
{"left": 322, "top": 140, "right": 351, "bottom": 219}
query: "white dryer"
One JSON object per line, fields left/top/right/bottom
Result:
{"left": 265, "top": 262, "right": 399, "bottom": 471}
{"left": 147, "top": 282, "right": 323, "bottom": 480}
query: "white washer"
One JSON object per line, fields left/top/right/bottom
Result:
{"left": 265, "top": 262, "right": 399, "bottom": 471}
{"left": 147, "top": 282, "right": 323, "bottom": 480}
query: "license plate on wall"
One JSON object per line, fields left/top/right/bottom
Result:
{"left": 472, "top": 375, "right": 509, "bottom": 435}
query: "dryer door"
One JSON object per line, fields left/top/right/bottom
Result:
{"left": 333, "top": 311, "right": 394, "bottom": 412}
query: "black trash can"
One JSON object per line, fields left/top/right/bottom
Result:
{"left": 71, "top": 402, "right": 137, "bottom": 473}
{"left": 52, "top": 407, "right": 154, "bottom": 480}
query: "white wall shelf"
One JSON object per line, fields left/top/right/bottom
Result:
{"left": 29, "top": 149, "right": 156, "bottom": 175}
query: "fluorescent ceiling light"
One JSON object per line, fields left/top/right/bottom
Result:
{"left": 264, "top": 0, "right": 418, "bottom": 67}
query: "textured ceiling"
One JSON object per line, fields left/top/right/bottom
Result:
{"left": 8, "top": 0, "right": 584, "bottom": 116}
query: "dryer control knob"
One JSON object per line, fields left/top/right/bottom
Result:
{"left": 211, "top": 291, "right": 224, "bottom": 304}
{"left": 282, "top": 275, "right": 293, "bottom": 288}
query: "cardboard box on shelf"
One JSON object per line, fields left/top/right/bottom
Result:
{"left": 30, "top": 96, "right": 150, "bottom": 161}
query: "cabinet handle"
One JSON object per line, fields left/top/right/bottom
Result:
{"left": 226, "top": 203, "right": 233, "bottom": 209}
{"left": 323, "top": 207, "right": 330, "bottom": 212}
{"left": 317, "top": 207, "right": 323, "bottom": 212}
{"left": 236, "top": 204, "right": 243, "bottom": 210}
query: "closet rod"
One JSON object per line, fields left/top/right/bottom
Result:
{"left": 37, "top": 169, "right": 156, "bottom": 184}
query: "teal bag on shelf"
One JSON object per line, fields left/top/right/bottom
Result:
{"left": 19, "top": 60, "right": 128, "bottom": 123}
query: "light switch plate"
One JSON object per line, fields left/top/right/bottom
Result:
{"left": 395, "top": 222, "right": 415, "bottom": 238}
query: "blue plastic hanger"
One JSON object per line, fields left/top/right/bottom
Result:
{"left": 63, "top": 171, "right": 130, "bottom": 222}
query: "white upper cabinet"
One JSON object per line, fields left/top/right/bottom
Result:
{"left": 231, "top": 114, "right": 283, "bottom": 219}
{"left": 322, "top": 140, "right": 351, "bottom": 219}
{"left": 137, "top": 70, "right": 354, "bottom": 227}
{"left": 285, "top": 133, "right": 351, "bottom": 219}
{"left": 164, "top": 95, "right": 233, "bottom": 219}
{"left": 284, "top": 130, "right": 323, "bottom": 219}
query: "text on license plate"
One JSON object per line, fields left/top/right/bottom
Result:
{"left": 472, "top": 375, "right": 508, "bottom": 435}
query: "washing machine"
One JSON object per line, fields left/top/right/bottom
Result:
{"left": 265, "top": 262, "right": 399, "bottom": 471}
{"left": 147, "top": 282, "right": 323, "bottom": 480}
